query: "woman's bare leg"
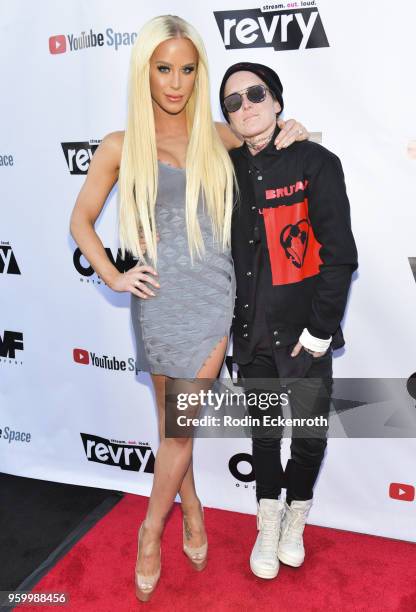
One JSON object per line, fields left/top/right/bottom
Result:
{"left": 137, "top": 335, "right": 229, "bottom": 577}
{"left": 152, "top": 375, "right": 202, "bottom": 544}
{"left": 180, "top": 336, "right": 229, "bottom": 548}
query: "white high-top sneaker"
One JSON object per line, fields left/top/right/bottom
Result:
{"left": 250, "top": 498, "right": 285, "bottom": 579}
{"left": 277, "top": 499, "right": 313, "bottom": 567}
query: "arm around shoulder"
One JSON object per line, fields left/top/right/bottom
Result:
{"left": 215, "top": 121, "right": 243, "bottom": 151}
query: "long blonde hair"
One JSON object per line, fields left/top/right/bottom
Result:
{"left": 118, "top": 15, "right": 236, "bottom": 266}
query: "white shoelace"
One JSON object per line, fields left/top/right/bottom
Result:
{"left": 282, "top": 509, "right": 307, "bottom": 545}
{"left": 258, "top": 515, "right": 280, "bottom": 555}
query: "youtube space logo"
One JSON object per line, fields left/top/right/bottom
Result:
{"left": 73, "top": 347, "right": 139, "bottom": 374}
{"left": 389, "top": 482, "right": 415, "bottom": 502}
{"left": 49, "top": 34, "right": 66, "bottom": 54}
{"left": 73, "top": 348, "right": 89, "bottom": 365}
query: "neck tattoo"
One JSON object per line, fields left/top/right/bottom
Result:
{"left": 245, "top": 124, "right": 276, "bottom": 152}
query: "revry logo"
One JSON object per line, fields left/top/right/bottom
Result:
{"left": 214, "top": 4, "right": 329, "bottom": 52}
{"left": 80, "top": 433, "right": 155, "bottom": 473}
{"left": 61, "top": 141, "right": 100, "bottom": 174}
{"left": 409, "top": 258, "right": 416, "bottom": 282}
{"left": 0, "top": 244, "right": 21, "bottom": 275}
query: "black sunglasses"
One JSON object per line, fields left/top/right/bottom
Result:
{"left": 223, "top": 84, "right": 270, "bottom": 113}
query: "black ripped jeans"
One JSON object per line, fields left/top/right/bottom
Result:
{"left": 238, "top": 345, "right": 333, "bottom": 505}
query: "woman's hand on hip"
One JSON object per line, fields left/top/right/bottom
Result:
{"left": 110, "top": 265, "right": 160, "bottom": 298}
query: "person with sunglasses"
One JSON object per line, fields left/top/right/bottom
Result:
{"left": 219, "top": 62, "right": 358, "bottom": 579}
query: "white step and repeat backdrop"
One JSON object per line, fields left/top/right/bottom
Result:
{"left": 1, "top": 0, "right": 416, "bottom": 542}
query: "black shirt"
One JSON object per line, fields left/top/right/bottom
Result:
{"left": 248, "top": 231, "right": 273, "bottom": 359}
{"left": 230, "top": 123, "right": 358, "bottom": 366}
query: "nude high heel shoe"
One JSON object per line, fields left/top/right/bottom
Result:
{"left": 182, "top": 505, "right": 208, "bottom": 571}
{"left": 135, "top": 522, "right": 161, "bottom": 602}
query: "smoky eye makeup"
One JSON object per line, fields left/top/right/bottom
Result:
{"left": 154, "top": 62, "right": 196, "bottom": 74}
{"left": 182, "top": 65, "right": 196, "bottom": 74}
{"left": 156, "top": 64, "right": 170, "bottom": 73}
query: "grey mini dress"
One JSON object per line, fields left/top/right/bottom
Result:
{"left": 130, "top": 161, "right": 236, "bottom": 378}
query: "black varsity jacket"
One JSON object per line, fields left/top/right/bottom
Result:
{"left": 230, "top": 125, "right": 358, "bottom": 362}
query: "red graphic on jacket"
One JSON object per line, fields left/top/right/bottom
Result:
{"left": 261, "top": 198, "right": 322, "bottom": 285}
{"left": 265, "top": 179, "right": 308, "bottom": 200}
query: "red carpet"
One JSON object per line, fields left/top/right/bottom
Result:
{"left": 18, "top": 494, "right": 415, "bottom": 612}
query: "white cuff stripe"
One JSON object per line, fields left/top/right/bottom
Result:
{"left": 299, "top": 328, "right": 332, "bottom": 353}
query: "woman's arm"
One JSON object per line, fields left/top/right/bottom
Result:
{"left": 69, "top": 131, "right": 159, "bottom": 298}
{"left": 69, "top": 131, "right": 123, "bottom": 287}
{"left": 215, "top": 122, "right": 244, "bottom": 151}
{"left": 215, "top": 118, "right": 309, "bottom": 151}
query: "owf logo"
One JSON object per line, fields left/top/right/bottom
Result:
{"left": 214, "top": 1, "right": 329, "bottom": 52}
{"left": 0, "top": 330, "right": 24, "bottom": 359}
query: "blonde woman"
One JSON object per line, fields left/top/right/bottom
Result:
{"left": 69, "top": 14, "right": 307, "bottom": 601}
